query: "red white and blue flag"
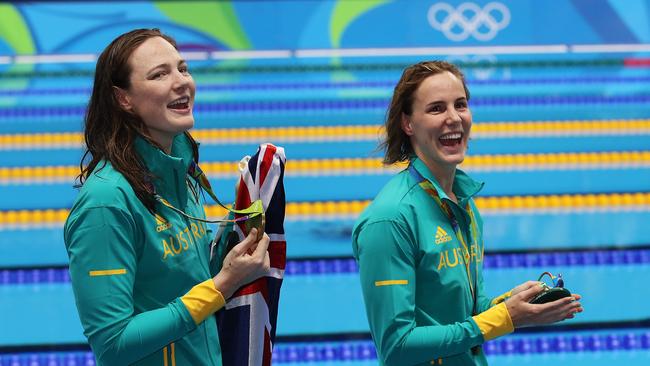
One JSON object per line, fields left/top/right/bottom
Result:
{"left": 215, "top": 143, "right": 286, "bottom": 366}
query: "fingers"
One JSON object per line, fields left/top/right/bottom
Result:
{"left": 516, "top": 282, "right": 545, "bottom": 302}
{"left": 229, "top": 230, "right": 269, "bottom": 267}
{"left": 565, "top": 304, "right": 583, "bottom": 319}
{"left": 252, "top": 232, "right": 269, "bottom": 254}
{"left": 230, "top": 228, "right": 259, "bottom": 256}
{"left": 543, "top": 295, "right": 583, "bottom": 321}
{"left": 511, "top": 280, "right": 540, "bottom": 297}
{"left": 522, "top": 280, "right": 541, "bottom": 289}
{"left": 262, "top": 251, "right": 271, "bottom": 271}
{"left": 509, "top": 286, "right": 584, "bottom": 327}
{"left": 547, "top": 295, "right": 581, "bottom": 309}
{"left": 520, "top": 281, "right": 542, "bottom": 293}
{"left": 217, "top": 230, "right": 271, "bottom": 294}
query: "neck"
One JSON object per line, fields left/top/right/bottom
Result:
{"left": 419, "top": 155, "right": 457, "bottom": 202}
{"left": 149, "top": 132, "right": 173, "bottom": 155}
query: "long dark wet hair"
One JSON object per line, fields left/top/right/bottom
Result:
{"left": 78, "top": 28, "right": 198, "bottom": 212}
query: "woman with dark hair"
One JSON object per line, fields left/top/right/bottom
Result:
{"left": 64, "top": 28, "right": 269, "bottom": 365}
{"left": 352, "top": 61, "right": 583, "bottom": 365}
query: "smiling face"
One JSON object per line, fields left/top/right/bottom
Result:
{"left": 115, "top": 36, "right": 195, "bottom": 152}
{"left": 401, "top": 71, "right": 472, "bottom": 175}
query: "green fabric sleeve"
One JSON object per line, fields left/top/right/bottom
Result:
{"left": 65, "top": 206, "right": 197, "bottom": 365}
{"left": 355, "top": 220, "right": 484, "bottom": 365}
{"left": 475, "top": 262, "right": 496, "bottom": 313}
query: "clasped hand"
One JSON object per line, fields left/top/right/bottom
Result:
{"left": 505, "top": 281, "right": 583, "bottom": 328}
{"left": 212, "top": 228, "right": 271, "bottom": 299}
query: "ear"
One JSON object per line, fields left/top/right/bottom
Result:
{"left": 113, "top": 86, "right": 133, "bottom": 112}
{"left": 401, "top": 113, "right": 414, "bottom": 136}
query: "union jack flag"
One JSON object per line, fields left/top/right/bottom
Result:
{"left": 214, "top": 143, "right": 286, "bottom": 366}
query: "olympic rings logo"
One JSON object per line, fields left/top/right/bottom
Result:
{"left": 427, "top": 2, "right": 511, "bottom": 42}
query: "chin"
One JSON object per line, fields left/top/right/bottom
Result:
{"left": 183, "top": 120, "right": 195, "bottom": 130}
{"left": 443, "top": 154, "right": 466, "bottom": 167}
{"left": 175, "top": 117, "right": 195, "bottom": 131}
{"left": 447, "top": 147, "right": 468, "bottom": 165}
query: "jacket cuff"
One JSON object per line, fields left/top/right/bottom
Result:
{"left": 490, "top": 290, "right": 513, "bottom": 306}
{"left": 472, "top": 302, "right": 514, "bottom": 341}
{"left": 180, "top": 279, "right": 226, "bottom": 324}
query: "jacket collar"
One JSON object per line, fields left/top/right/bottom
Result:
{"left": 134, "top": 133, "right": 195, "bottom": 208}
{"left": 410, "top": 156, "right": 484, "bottom": 207}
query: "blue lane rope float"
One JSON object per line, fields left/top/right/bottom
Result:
{"left": 3, "top": 94, "right": 650, "bottom": 118}
{"left": 2, "top": 249, "right": 650, "bottom": 284}
{"left": 1, "top": 331, "right": 650, "bottom": 364}
{"left": 3, "top": 76, "right": 650, "bottom": 97}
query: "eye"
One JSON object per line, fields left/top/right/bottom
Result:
{"left": 179, "top": 65, "right": 190, "bottom": 75}
{"left": 428, "top": 104, "right": 442, "bottom": 113}
{"left": 455, "top": 100, "right": 468, "bottom": 109}
{"left": 151, "top": 71, "right": 167, "bottom": 80}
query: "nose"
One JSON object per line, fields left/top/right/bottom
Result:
{"left": 172, "top": 69, "right": 192, "bottom": 92}
{"left": 445, "top": 105, "right": 462, "bottom": 125}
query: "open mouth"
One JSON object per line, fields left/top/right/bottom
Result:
{"left": 439, "top": 132, "right": 462, "bottom": 147}
{"left": 167, "top": 96, "right": 190, "bottom": 110}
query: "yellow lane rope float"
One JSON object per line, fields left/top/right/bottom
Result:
{"left": 2, "top": 151, "right": 649, "bottom": 183}
{"left": 1, "top": 119, "right": 649, "bottom": 150}
{"left": 1, "top": 192, "right": 648, "bottom": 228}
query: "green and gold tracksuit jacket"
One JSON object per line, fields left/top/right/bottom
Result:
{"left": 64, "top": 134, "right": 225, "bottom": 365}
{"left": 352, "top": 157, "right": 513, "bottom": 366}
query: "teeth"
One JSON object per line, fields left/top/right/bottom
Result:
{"left": 440, "top": 133, "right": 461, "bottom": 140}
{"left": 168, "top": 97, "right": 189, "bottom": 107}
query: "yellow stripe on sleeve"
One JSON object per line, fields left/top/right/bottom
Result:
{"left": 88, "top": 269, "right": 127, "bottom": 276}
{"left": 472, "top": 302, "right": 514, "bottom": 341}
{"left": 375, "top": 280, "right": 408, "bottom": 287}
{"left": 180, "top": 279, "right": 226, "bottom": 325}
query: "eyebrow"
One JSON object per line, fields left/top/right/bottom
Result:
{"left": 146, "top": 59, "right": 187, "bottom": 74}
{"left": 425, "top": 97, "right": 467, "bottom": 106}
{"left": 425, "top": 100, "right": 444, "bottom": 107}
